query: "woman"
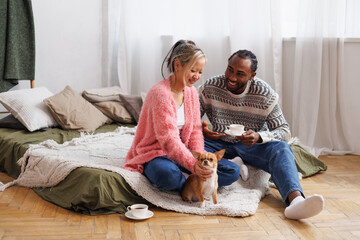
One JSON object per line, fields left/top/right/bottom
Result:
{"left": 125, "top": 40, "right": 239, "bottom": 192}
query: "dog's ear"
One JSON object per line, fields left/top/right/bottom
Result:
{"left": 191, "top": 150, "right": 201, "bottom": 160}
{"left": 214, "top": 149, "right": 225, "bottom": 161}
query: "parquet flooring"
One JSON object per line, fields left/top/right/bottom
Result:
{"left": 1, "top": 155, "right": 360, "bottom": 240}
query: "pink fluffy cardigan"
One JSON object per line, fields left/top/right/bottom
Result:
{"left": 124, "top": 77, "right": 205, "bottom": 173}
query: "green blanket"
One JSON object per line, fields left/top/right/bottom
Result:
{"left": 0, "top": 124, "right": 125, "bottom": 178}
{"left": 35, "top": 167, "right": 148, "bottom": 215}
{"left": 0, "top": 124, "right": 149, "bottom": 215}
{"left": 291, "top": 144, "right": 327, "bottom": 177}
{"left": 0, "top": 0, "right": 35, "bottom": 92}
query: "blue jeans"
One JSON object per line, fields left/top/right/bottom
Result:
{"left": 143, "top": 155, "right": 240, "bottom": 192}
{"left": 204, "top": 138, "right": 303, "bottom": 205}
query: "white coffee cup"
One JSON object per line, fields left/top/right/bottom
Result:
{"left": 228, "top": 124, "right": 245, "bottom": 135}
{"left": 127, "top": 204, "right": 148, "bottom": 218}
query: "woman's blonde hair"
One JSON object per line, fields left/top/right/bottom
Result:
{"left": 161, "top": 40, "right": 205, "bottom": 80}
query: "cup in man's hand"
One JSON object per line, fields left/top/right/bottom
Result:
{"left": 228, "top": 124, "right": 245, "bottom": 136}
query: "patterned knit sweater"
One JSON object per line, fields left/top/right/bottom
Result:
{"left": 199, "top": 75, "right": 291, "bottom": 143}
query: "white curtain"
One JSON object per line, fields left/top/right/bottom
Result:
{"left": 104, "top": 0, "right": 360, "bottom": 155}
{"left": 101, "top": 0, "right": 121, "bottom": 87}
{"left": 289, "top": 0, "right": 359, "bottom": 155}
{"left": 228, "top": 0, "right": 283, "bottom": 104}
{"left": 114, "top": 0, "right": 282, "bottom": 96}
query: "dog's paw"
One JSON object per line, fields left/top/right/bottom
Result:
{"left": 183, "top": 199, "right": 193, "bottom": 203}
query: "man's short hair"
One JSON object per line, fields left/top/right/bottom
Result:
{"left": 228, "top": 50, "right": 258, "bottom": 73}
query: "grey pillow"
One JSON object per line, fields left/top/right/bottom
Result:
{"left": 119, "top": 94, "right": 143, "bottom": 123}
{"left": 81, "top": 86, "right": 124, "bottom": 103}
{"left": 0, "top": 114, "right": 27, "bottom": 130}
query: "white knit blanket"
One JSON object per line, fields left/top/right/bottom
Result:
{"left": 0, "top": 126, "right": 271, "bottom": 217}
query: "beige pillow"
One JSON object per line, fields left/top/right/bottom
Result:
{"left": 82, "top": 86, "right": 124, "bottom": 103}
{"left": 44, "top": 86, "right": 111, "bottom": 132}
{"left": 93, "top": 101, "right": 134, "bottom": 124}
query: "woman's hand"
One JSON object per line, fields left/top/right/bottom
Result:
{"left": 236, "top": 130, "right": 262, "bottom": 147}
{"left": 193, "top": 160, "right": 213, "bottom": 181}
{"left": 202, "top": 121, "right": 225, "bottom": 140}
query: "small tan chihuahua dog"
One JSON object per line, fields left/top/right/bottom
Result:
{"left": 181, "top": 149, "right": 225, "bottom": 205}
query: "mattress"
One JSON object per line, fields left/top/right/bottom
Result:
{"left": 0, "top": 124, "right": 149, "bottom": 215}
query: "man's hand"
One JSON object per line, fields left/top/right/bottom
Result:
{"left": 236, "top": 130, "right": 262, "bottom": 147}
{"left": 202, "top": 121, "right": 225, "bottom": 140}
{"left": 193, "top": 160, "right": 213, "bottom": 181}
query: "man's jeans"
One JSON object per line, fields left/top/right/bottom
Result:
{"left": 204, "top": 138, "right": 303, "bottom": 205}
{"left": 143, "top": 155, "right": 240, "bottom": 192}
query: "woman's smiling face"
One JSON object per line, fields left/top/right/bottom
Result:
{"left": 176, "top": 56, "right": 206, "bottom": 88}
{"left": 185, "top": 57, "right": 206, "bottom": 87}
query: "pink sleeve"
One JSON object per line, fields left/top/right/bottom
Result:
{"left": 187, "top": 88, "right": 205, "bottom": 153}
{"left": 149, "top": 90, "right": 197, "bottom": 172}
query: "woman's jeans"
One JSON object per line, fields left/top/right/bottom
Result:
{"left": 143, "top": 155, "right": 240, "bottom": 192}
{"left": 204, "top": 138, "right": 303, "bottom": 205}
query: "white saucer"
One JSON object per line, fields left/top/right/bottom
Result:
{"left": 125, "top": 210, "right": 154, "bottom": 220}
{"left": 224, "top": 129, "right": 245, "bottom": 136}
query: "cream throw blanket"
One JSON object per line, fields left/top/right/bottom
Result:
{"left": 0, "top": 126, "right": 271, "bottom": 217}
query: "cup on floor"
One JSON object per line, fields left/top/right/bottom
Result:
{"left": 126, "top": 204, "right": 148, "bottom": 218}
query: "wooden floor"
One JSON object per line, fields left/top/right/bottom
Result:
{"left": 1, "top": 155, "right": 360, "bottom": 240}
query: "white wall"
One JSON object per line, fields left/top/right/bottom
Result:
{"left": 32, "top": 0, "right": 103, "bottom": 93}
{"left": 0, "top": 0, "right": 103, "bottom": 114}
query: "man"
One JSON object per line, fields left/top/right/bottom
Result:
{"left": 199, "top": 50, "right": 324, "bottom": 220}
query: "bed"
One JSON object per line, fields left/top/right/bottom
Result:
{"left": 0, "top": 85, "right": 151, "bottom": 215}
{"left": 0, "top": 123, "right": 151, "bottom": 215}
{"left": 0, "top": 85, "right": 327, "bottom": 216}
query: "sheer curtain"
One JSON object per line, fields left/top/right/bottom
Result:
{"left": 114, "top": 0, "right": 282, "bottom": 96}
{"left": 101, "top": 0, "right": 121, "bottom": 88}
{"left": 288, "top": 0, "right": 359, "bottom": 155}
{"left": 105, "top": 0, "right": 359, "bottom": 154}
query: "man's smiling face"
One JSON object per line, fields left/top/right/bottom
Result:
{"left": 225, "top": 56, "right": 256, "bottom": 94}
